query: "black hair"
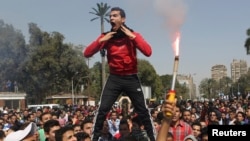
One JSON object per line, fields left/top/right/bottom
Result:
{"left": 75, "top": 132, "right": 90, "bottom": 141}
{"left": 111, "top": 7, "right": 126, "bottom": 18}
{"left": 44, "top": 119, "right": 60, "bottom": 133}
{"left": 0, "top": 130, "right": 5, "bottom": 139}
{"left": 55, "top": 126, "right": 74, "bottom": 141}
{"left": 119, "top": 118, "right": 129, "bottom": 129}
{"left": 80, "top": 119, "right": 93, "bottom": 130}
{"left": 191, "top": 121, "right": 202, "bottom": 129}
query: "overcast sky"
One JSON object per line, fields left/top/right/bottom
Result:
{"left": 1, "top": 0, "right": 250, "bottom": 89}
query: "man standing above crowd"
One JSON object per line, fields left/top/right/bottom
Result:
{"left": 83, "top": 7, "right": 155, "bottom": 141}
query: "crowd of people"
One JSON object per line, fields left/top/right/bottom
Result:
{"left": 0, "top": 95, "right": 249, "bottom": 141}
{"left": 1, "top": 5, "right": 250, "bottom": 141}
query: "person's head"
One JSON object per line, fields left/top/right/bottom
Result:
{"left": 52, "top": 113, "right": 58, "bottom": 120}
{"left": 172, "top": 104, "right": 182, "bottom": 122}
{"left": 229, "top": 109, "right": 236, "bottom": 120}
{"left": 9, "top": 114, "right": 17, "bottom": 124}
{"left": 131, "top": 115, "right": 144, "bottom": 130}
{"left": 28, "top": 113, "right": 36, "bottom": 122}
{"left": 199, "top": 121, "right": 207, "bottom": 129}
{"left": 208, "top": 111, "right": 218, "bottom": 122}
{"left": 100, "top": 120, "right": 109, "bottom": 135}
{"left": 0, "top": 130, "right": 5, "bottom": 141}
{"left": 246, "top": 108, "right": 250, "bottom": 118}
{"left": 151, "top": 109, "right": 159, "bottom": 120}
{"left": 221, "top": 112, "right": 227, "bottom": 119}
{"left": 191, "top": 107, "right": 197, "bottom": 114}
{"left": 236, "top": 112, "right": 246, "bottom": 122}
{"left": 73, "top": 124, "right": 82, "bottom": 135}
{"left": 201, "top": 127, "right": 208, "bottom": 141}
{"left": 44, "top": 119, "right": 61, "bottom": 141}
{"left": 119, "top": 118, "right": 130, "bottom": 138}
{"left": 74, "top": 132, "right": 91, "bottom": 141}
{"left": 36, "top": 109, "right": 43, "bottom": 117}
{"left": 110, "top": 7, "right": 126, "bottom": 31}
{"left": 184, "top": 134, "right": 198, "bottom": 141}
{"left": 55, "top": 126, "right": 77, "bottom": 141}
{"left": 110, "top": 110, "right": 118, "bottom": 121}
{"left": 182, "top": 110, "right": 191, "bottom": 123}
{"left": 5, "top": 125, "right": 18, "bottom": 136}
{"left": 190, "top": 113, "right": 197, "bottom": 123}
{"left": 153, "top": 119, "right": 161, "bottom": 133}
{"left": 80, "top": 119, "right": 93, "bottom": 136}
{"left": 40, "top": 112, "right": 52, "bottom": 125}
{"left": 191, "top": 122, "right": 202, "bottom": 138}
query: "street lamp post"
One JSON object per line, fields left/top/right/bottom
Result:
{"left": 72, "top": 72, "right": 79, "bottom": 105}
{"left": 72, "top": 78, "right": 74, "bottom": 105}
{"left": 237, "top": 82, "right": 240, "bottom": 99}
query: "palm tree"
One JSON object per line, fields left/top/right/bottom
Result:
{"left": 244, "top": 28, "right": 250, "bottom": 55}
{"left": 89, "top": 2, "right": 111, "bottom": 89}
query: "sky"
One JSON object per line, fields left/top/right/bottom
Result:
{"left": 1, "top": 0, "right": 250, "bottom": 90}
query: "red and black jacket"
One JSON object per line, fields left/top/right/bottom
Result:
{"left": 83, "top": 32, "right": 152, "bottom": 76}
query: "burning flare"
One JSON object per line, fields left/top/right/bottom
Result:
{"left": 166, "top": 31, "right": 181, "bottom": 117}
{"left": 172, "top": 32, "right": 180, "bottom": 56}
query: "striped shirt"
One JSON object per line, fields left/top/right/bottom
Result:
{"left": 169, "top": 120, "right": 193, "bottom": 141}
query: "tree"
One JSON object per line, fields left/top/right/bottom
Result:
{"left": 21, "top": 23, "right": 88, "bottom": 103}
{"left": 0, "top": 20, "right": 28, "bottom": 91}
{"left": 137, "top": 59, "right": 163, "bottom": 100}
{"left": 160, "top": 74, "right": 189, "bottom": 100}
{"left": 244, "top": 28, "right": 250, "bottom": 55}
{"left": 199, "top": 78, "right": 216, "bottom": 99}
{"left": 89, "top": 2, "right": 111, "bottom": 90}
{"left": 88, "top": 62, "right": 102, "bottom": 100}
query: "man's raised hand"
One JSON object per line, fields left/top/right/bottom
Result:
{"left": 99, "top": 32, "right": 116, "bottom": 43}
{"left": 120, "top": 25, "right": 136, "bottom": 39}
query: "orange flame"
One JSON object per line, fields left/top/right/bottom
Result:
{"left": 172, "top": 32, "right": 180, "bottom": 56}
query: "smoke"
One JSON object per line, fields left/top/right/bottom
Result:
{"left": 154, "top": 0, "right": 187, "bottom": 40}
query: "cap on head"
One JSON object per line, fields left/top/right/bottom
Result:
{"left": 4, "top": 122, "right": 37, "bottom": 141}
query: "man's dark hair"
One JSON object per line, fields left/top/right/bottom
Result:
{"left": 201, "top": 127, "right": 208, "bottom": 137}
{"left": 75, "top": 132, "right": 90, "bottom": 141}
{"left": 55, "top": 126, "right": 74, "bottom": 141}
{"left": 150, "top": 108, "right": 156, "bottom": 115}
{"left": 131, "top": 115, "right": 143, "bottom": 127}
{"left": 0, "top": 130, "right": 5, "bottom": 139}
{"left": 119, "top": 118, "right": 129, "bottom": 129}
{"left": 111, "top": 7, "right": 126, "bottom": 18}
{"left": 39, "top": 112, "right": 52, "bottom": 121}
{"left": 80, "top": 119, "right": 93, "bottom": 130}
{"left": 156, "top": 111, "right": 164, "bottom": 121}
{"left": 191, "top": 121, "right": 202, "bottom": 129}
{"left": 44, "top": 119, "right": 60, "bottom": 133}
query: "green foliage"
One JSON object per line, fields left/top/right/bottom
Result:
{"left": 0, "top": 20, "right": 27, "bottom": 90}
{"left": 89, "top": 2, "right": 111, "bottom": 25}
{"left": 245, "top": 28, "right": 250, "bottom": 55}
{"left": 137, "top": 59, "right": 163, "bottom": 99}
{"left": 20, "top": 23, "right": 88, "bottom": 103}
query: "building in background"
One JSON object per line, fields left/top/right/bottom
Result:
{"left": 211, "top": 64, "right": 227, "bottom": 81}
{"left": 141, "top": 85, "right": 152, "bottom": 99}
{"left": 231, "top": 59, "right": 248, "bottom": 82}
{"left": 177, "top": 74, "right": 196, "bottom": 100}
{"left": 0, "top": 92, "right": 26, "bottom": 110}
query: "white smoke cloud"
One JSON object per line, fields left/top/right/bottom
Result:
{"left": 154, "top": 0, "right": 187, "bottom": 40}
